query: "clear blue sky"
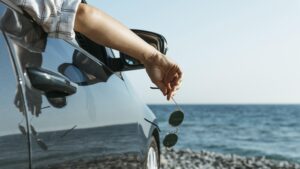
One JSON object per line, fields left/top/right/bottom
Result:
{"left": 89, "top": 0, "right": 300, "bottom": 104}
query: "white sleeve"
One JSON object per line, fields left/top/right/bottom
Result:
{"left": 11, "top": 0, "right": 81, "bottom": 40}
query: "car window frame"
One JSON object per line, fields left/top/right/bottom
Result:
{"left": 0, "top": 30, "right": 32, "bottom": 169}
{"left": 0, "top": 0, "right": 123, "bottom": 81}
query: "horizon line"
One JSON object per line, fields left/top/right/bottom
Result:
{"left": 147, "top": 103, "right": 300, "bottom": 105}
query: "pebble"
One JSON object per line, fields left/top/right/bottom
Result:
{"left": 33, "top": 148, "right": 300, "bottom": 169}
{"left": 160, "top": 149, "right": 300, "bottom": 169}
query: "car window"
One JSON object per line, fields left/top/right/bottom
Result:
{"left": 105, "top": 47, "right": 116, "bottom": 58}
{"left": 0, "top": 2, "right": 112, "bottom": 84}
{"left": 1, "top": 3, "right": 144, "bottom": 169}
{"left": 44, "top": 38, "right": 114, "bottom": 84}
{"left": 75, "top": 32, "right": 109, "bottom": 63}
{"left": 74, "top": 32, "right": 124, "bottom": 74}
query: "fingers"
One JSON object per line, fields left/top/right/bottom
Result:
{"left": 163, "top": 65, "right": 181, "bottom": 85}
{"left": 170, "top": 72, "right": 182, "bottom": 89}
{"left": 167, "top": 92, "right": 172, "bottom": 100}
{"left": 167, "top": 86, "right": 178, "bottom": 100}
{"left": 165, "top": 80, "right": 180, "bottom": 100}
{"left": 172, "top": 79, "right": 182, "bottom": 91}
{"left": 164, "top": 64, "right": 182, "bottom": 87}
{"left": 146, "top": 54, "right": 183, "bottom": 101}
{"left": 156, "top": 81, "right": 168, "bottom": 96}
{"left": 171, "top": 74, "right": 182, "bottom": 87}
{"left": 153, "top": 81, "right": 175, "bottom": 100}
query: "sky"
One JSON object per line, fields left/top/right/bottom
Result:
{"left": 89, "top": 0, "right": 300, "bottom": 104}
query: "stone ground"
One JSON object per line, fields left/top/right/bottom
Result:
{"left": 161, "top": 149, "right": 300, "bottom": 169}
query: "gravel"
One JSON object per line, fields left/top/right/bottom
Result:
{"left": 35, "top": 148, "right": 300, "bottom": 169}
{"left": 160, "top": 149, "right": 300, "bottom": 169}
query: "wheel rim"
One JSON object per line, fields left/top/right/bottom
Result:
{"left": 147, "top": 147, "right": 158, "bottom": 169}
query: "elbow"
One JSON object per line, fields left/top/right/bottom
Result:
{"left": 74, "top": 3, "right": 97, "bottom": 34}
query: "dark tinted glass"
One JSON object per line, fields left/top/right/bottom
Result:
{"left": 75, "top": 31, "right": 108, "bottom": 64}
{"left": 163, "top": 133, "right": 178, "bottom": 148}
{"left": 169, "top": 110, "right": 184, "bottom": 127}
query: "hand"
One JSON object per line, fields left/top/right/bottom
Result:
{"left": 143, "top": 52, "right": 183, "bottom": 100}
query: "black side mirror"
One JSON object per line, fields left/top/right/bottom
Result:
{"left": 111, "top": 29, "right": 168, "bottom": 72}
{"left": 130, "top": 29, "right": 168, "bottom": 55}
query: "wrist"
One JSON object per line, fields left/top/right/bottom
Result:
{"left": 142, "top": 52, "right": 167, "bottom": 68}
{"left": 140, "top": 46, "right": 161, "bottom": 65}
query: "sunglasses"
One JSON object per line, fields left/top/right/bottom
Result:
{"left": 150, "top": 87, "right": 184, "bottom": 148}
{"left": 18, "top": 122, "right": 48, "bottom": 151}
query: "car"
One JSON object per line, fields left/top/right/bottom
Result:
{"left": 0, "top": 1, "right": 168, "bottom": 168}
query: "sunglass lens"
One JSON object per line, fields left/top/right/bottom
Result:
{"left": 30, "top": 125, "right": 38, "bottom": 136}
{"left": 18, "top": 124, "right": 27, "bottom": 136}
{"left": 169, "top": 110, "right": 184, "bottom": 127}
{"left": 163, "top": 133, "right": 178, "bottom": 148}
{"left": 36, "top": 138, "right": 48, "bottom": 151}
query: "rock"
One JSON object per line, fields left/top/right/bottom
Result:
{"left": 160, "top": 149, "right": 300, "bottom": 169}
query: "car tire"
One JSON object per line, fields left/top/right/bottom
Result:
{"left": 143, "top": 136, "right": 160, "bottom": 169}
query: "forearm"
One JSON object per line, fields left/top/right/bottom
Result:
{"left": 74, "top": 3, "right": 182, "bottom": 100}
{"left": 74, "top": 3, "right": 157, "bottom": 63}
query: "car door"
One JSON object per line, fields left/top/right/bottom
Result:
{"left": 3, "top": 5, "right": 146, "bottom": 169}
{"left": 0, "top": 27, "right": 30, "bottom": 169}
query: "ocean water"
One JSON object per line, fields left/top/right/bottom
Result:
{"left": 149, "top": 104, "right": 300, "bottom": 163}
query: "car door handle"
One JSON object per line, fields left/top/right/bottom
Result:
{"left": 27, "top": 67, "right": 77, "bottom": 96}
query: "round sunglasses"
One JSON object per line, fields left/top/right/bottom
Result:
{"left": 150, "top": 87, "right": 185, "bottom": 148}
{"left": 18, "top": 122, "right": 48, "bottom": 151}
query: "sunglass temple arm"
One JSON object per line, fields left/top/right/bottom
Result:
{"left": 150, "top": 87, "right": 181, "bottom": 110}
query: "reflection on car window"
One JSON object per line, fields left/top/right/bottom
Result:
{"left": 75, "top": 31, "right": 108, "bottom": 64}
{"left": 1, "top": 7, "right": 45, "bottom": 116}
{"left": 58, "top": 50, "right": 113, "bottom": 86}
{"left": 0, "top": 31, "right": 30, "bottom": 169}
{"left": 0, "top": 6, "right": 47, "bottom": 53}
{"left": 105, "top": 47, "right": 115, "bottom": 58}
{"left": 2, "top": 6, "right": 114, "bottom": 115}
{"left": 75, "top": 32, "right": 123, "bottom": 73}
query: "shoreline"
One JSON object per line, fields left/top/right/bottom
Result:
{"left": 161, "top": 149, "right": 300, "bottom": 169}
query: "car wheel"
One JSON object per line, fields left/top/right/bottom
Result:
{"left": 144, "top": 136, "right": 160, "bottom": 169}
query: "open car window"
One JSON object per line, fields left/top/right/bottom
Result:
{"left": 75, "top": 31, "right": 109, "bottom": 65}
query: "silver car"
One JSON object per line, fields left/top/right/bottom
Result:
{"left": 0, "top": 1, "right": 169, "bottom": 168}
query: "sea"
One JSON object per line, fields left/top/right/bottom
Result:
{"left": 149, "top": 104, "right": 300, "bottom": 163}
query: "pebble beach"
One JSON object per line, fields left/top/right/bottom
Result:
{"left": 161, "top": 149, "right": 300, "bottom": 169}
{"left": 151, "top": 105, "right": 300, "bottom": 169}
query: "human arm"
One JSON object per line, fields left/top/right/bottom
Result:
{"left": 74, "top": 4, "right": 182, "bottom": 100}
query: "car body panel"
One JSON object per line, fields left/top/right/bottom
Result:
{"left": 0, "top": 1, "right": 159, "bottom": 169}
{"left": 0, "top": 27, "right": 30, "bottom": 169}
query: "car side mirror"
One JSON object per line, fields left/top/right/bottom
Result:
{"left": 129, "top": 29, "right": 168, "bottom": 55}
{"left": 110, "top": 29, "right": 168, "bottom": 72}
